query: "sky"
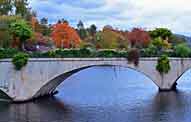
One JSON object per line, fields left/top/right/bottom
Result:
{"left": 30, "top": 0, "right": 191, "bottom": 36}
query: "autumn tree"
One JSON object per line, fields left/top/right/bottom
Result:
{"left": 128, "top": 28, "right": 151, "bottom": 48}
{"left": 51, "top": 22, "right": 81, "bottom": 48}
{"left": 96, "top": 26, "right": 128, "bottom": 49}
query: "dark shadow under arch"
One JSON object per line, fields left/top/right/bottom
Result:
{"left": 0, "top": 89, "right": 12, "bottom": 101}
{"left": 33, "top": 65, "right": 158, "bottom": 99}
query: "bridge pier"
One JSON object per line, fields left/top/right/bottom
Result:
{"left": 159, "top": 82, "right": 177, "bottom": 92}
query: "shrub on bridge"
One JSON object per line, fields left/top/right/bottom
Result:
{"left": 174, "top": 43, "right": 191, "bottom": 57}
{"left": 127, "top": 48, "right": 140, "bottom": 66}
{"left": 12, "top": 53, "right": 29, "bottom": 70}
{"left": 156, "top": 55, "right": 171, "bottom": 74}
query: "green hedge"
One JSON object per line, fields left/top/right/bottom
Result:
{"left": 0, "top": 48, "right": 20, "bottom": 59}
{"left": 0, "top": 48, "right": 191, "bottom": 59}
{"left": 30, "top": 49, "right": 128, "bottom": 58}
{"left": 96, "top": 49, "right": 127, "bottom": 57}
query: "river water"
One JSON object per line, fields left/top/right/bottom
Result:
{"left": 0, "top": 66, "right": 191, "bottom": 122}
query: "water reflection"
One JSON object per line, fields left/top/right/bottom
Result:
{"left": 0, "top": 66, "right": 191, "bottom": 122}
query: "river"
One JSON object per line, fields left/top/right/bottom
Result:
{"left": 0, "top": 66, "right": 191, "bottom": 122}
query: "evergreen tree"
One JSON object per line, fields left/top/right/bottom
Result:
{"left": 89, "top": 24, "right": 97, "bottom": 36}
{"left": 40, "top": 17, "right": 48, "bottom": 25}
{"left": 77, "top": 20, "right": 88, "bottom": 40}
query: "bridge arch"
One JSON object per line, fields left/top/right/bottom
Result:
{"left": 174, "top": 67, "right": 191, "bottom": 88}
{"left": 32, "top": 65, "right": 159, "bottom": 99}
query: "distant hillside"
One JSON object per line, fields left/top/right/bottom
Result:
{"left": 174, "top": 34, "right": 191, "bottom": 46}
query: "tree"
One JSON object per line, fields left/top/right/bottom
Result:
{"left": 174, "top": 43, "right": 191, "bottom": 57}
{"left": 30, "top": 16, "right": 51, "bottom": 36}
{"left": 143, "top": 44, "right": 158, "bottom": 57}
{"left": 128, "top": 28, "right": 151, "bottom": 48}
{"left": 40, "top": 17, "right": 48, "bottom": 25}
{"left": 0, "top": 0, "right": 12, "bottom": 15}
{"left": 0, "top": 15, "right": 22, "bottom": 48}
{"left": 149, "top": 28, "right": 173, "bottom": 40}
{"left": 96, "top": 27, "right": 128, "bottom": 49}
{"left": 77, "top": 20, "right": 84, "bottom": 29}
{"left": 77, "top": 20, "right": 88, "bottom": 40}
{"left": 14, "top": 0, "right": 29, "bottom": 17}
{"left": 151, "top": 37, "right": 171, "bottom": 55}
{"left": 51, "top": 22, "right": 81, "bottom": 48}
{"left": 9, "top": 19, "right": 33, "bottom": 50}
{"left": 0, "top": 0, "right": 30, "bottom": 17}
{"left": 89, "top": 24, "right": 97, "bottom": 36}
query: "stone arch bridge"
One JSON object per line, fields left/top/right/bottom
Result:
{"left": 0, "top": 58, "right": 191, "bottom": 102}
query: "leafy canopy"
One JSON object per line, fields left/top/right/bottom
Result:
{"left": 174, "top": 43, "right": 191, "bottom": 57}
{"left": 9, "top": 19, "right": 32, "bottom": 42}
{"left": 149, "top": 28, "right": 172, "bottom": 40}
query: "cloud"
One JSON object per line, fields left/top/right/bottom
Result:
{"left": 30, "top": 0, "right": 191, "bottom": 36}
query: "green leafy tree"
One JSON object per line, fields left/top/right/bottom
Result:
{"left": 152, "top": 37, "right": 171, "bottom": 52}
{"left": 174, "top": 43, "right": 191, "bottom": 57}
{"left": 152, "top": 37, "right": 164, "bottom": 50}
{"left": 0, "top": 15, "right": 21, "bottom": 48}
{"left": 149, "top": 28, "right": 172, "bottom": 40}
{"left": 9, "top": 20, "right": 33, "bottom": 50}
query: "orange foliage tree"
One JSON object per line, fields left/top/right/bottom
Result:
{"left": 51, "top": 22, "right": 81, "bottom": 48}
